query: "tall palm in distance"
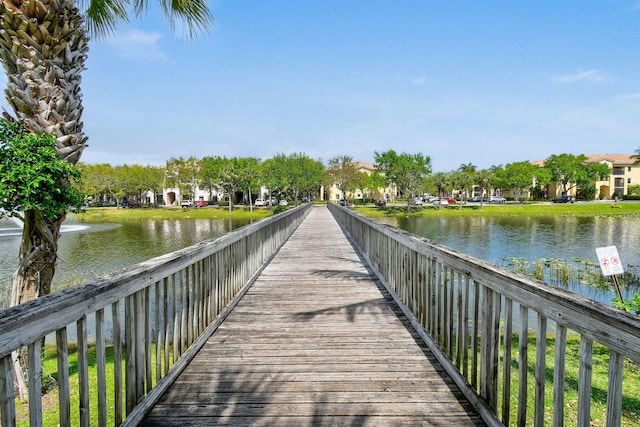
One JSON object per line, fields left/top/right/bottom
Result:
{"left": 0, "top": 0, "right": 213, "bottom": 307}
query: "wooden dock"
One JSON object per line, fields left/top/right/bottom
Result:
{"left": 140, "top": 206, "right": 485, "bottom": 426}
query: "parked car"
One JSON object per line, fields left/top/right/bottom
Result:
{"left": 180, "top": 200, "right": 193, "bottom": 208}
{"left": 279, "top": 200, "right": 288, "bottom": 206}
{"left": 470, "top": 196, "right": 490, "bottom": 203}
{"left": 254, "top": 198, "right": 266, "bottom": 206}
{"left": 433, "top": 198, "right": 456, "bottom": 206}
{"left": 266, "top": 198, "right": 277, "bottom": 206}
{"left": 489, "top": 196, "right": 506, "bottom": 204}
{"left": 410, "top": 197, "right": 423, "bottom": 206}
{"left": 194, "top": 200, "right": 208, "bottom": 207}
{"left": 552, "top": 195, "right": 576, "bottom": 203}
{"left": 339, "top": 199, "right": 347, "bottom": 206}
{"left": 375, "top": 199, "right": 387, "bottom": 207}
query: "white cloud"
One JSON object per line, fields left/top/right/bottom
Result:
{"left": 551, "top": 69, "right": 609, "bottom": 84}
{"left": 106, "top": 29, "right": 171, "bottom": 63}
{"left": 411, "top": 76, "right": 427, "bottom": 85}
{"left": 616, "top": 92, "right": 640, "bottom": 100}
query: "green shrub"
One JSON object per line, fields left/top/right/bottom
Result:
{"left": 272, "top": 205, "right": 287, "bottom": 215}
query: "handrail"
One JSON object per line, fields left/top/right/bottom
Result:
{"left": 329, "top": 202, "right": 640, "bottom": 427}
{"left": 0, "top": 203, "right": 312, "bottom": 427}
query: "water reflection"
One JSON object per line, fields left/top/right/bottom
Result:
{"left": 0, "top": 217, "right": 251, "bottom": 308}
{"left": 381, "top": 215, "right": 640, "bottom": 305}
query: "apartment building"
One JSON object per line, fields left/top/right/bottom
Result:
{"left": 322, "top": 161, "right": 398, "bottom": 202}
{"left": 588, "top": 154, "right": 639, "bottom": 199}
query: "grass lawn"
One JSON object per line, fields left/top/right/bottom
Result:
{"left": 356, "top": 201, "right": 640, "bottom": 219}
{"left": 71, "top": 205, "right": 275, "bottom": 223}
{"left": 15, "top": 334, "right": 640, "bottom": 426}
{"left": 497, "top": 333, "right": 640, "bottom": 426}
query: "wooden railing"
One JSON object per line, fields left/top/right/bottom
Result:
{"left": 0, "top": 203, "right": 312, "bottom": 427}
{"left": 329, "top": 203, "right": 640, "bottom": 427}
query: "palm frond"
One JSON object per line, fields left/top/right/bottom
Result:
{"left": 83, "top": 0, "right": 130, "bottom": 39}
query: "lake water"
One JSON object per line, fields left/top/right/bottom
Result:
{"left": 378, "top": 214, "right": 640, "bottom": 304}
{"left": 0, "top": 216, "right": 252, "bottom": 309}
{"left": 1, "top": 212, "right": 639, "bottom": 310}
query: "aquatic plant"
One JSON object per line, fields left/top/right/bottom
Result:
{"left": 502, "top": 256, "right": 640, "bottom": 313}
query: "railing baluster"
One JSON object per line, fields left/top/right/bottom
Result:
{"left": 1, "top": 354, "right": 16, "bottom": 427}
{"left": 578, "top": 336, "right": 593, "bottom": 426}
{"left": 125, "top": 294, "right": 136, "bottom": 415}
{"left": 155, "top": 281, "right": 162, "bottom": 383}
{"left": 518, "top": 305, "right": 528, "bottom": 427}
{"left": 461, "top": 275, "right": 470, "bottom": 379}
{"left": 534, "top": 315, "right": 547, "bottom": 427}
{"left": 447, "top": 268, "right": 455, "bottom": 358}
{"left": 501, "top": 297, "right": 513, "bottom": 426}
{"left": 172, "top": 272, "right": 179, "bottom": 363}
{"left": 145, "top": 287, "right": 152, "bottom": 394}
{"left": 455, "top": 271, "right": 463, "bottom": 368}
{"left": 471, "top": 281, "right": 480, "bottom": 390}
{"left": 480, "top": 286, "right": 500, "bottom": 411}
{"left": 553, "top": 324, "right": 567, "bottom": 427}
{"left": 112, "top": 301, "right": 123, "bottom": 425}
{"left": 56, "top": 328, "right": 70, "bottom": 426}
{"left": 607, "top": 350, "right": 624, "bottom": 427}
{"left": 77, "top": 316, "right": 90, "bottom": 426}
{"left": 96, "top": 309, "right": 107, "bottom": 427}
{"left": 27, "top": 340, "right": 42, "bottom": 427}
{"left": 163, "top": 277, "right": 170, "bottom": 376}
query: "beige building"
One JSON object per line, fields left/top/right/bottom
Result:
{"left": 322, "top": 161, "right": 397, "bottom": 203}
{"left": 533, "top": 154, "right": 639, "bottom": 200}
{"left": 588, "top": 154, "right": 639, "bottom": 199}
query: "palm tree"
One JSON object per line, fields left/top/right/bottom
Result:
{"left": 455, "top": 163, "right": 476, "bottom": 210}
{"left": 0, "top": 0, "right": 213, "bottom": 308}
{"left": 633, "top": 148, "right": 640, "bottom": 164}
{"left": 474, "top": 169, "right": 494, "bottom": 209}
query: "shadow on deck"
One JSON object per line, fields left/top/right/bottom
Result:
{"left": 140, "top": 206, "right": 485, "bottom": 426}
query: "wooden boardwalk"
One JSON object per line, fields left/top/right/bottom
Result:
{"left": 140, "top": 206, "right": 485, "bottom": 426}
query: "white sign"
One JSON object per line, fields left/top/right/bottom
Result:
{"left": 595, "top": 245, "right": 625, "bottom": 277}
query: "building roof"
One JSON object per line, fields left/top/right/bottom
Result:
{"left": 584, "top": 154, "right": 636, "bottom": 165}
{"left": 532, "top": 154, "right": 637, "bottom": 166}
{"left": 352, "top": 161, "right": 376, "bottom": 171}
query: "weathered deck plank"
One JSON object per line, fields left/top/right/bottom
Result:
{"left": 140, "top": 205, "right": 485, "bottom": 426}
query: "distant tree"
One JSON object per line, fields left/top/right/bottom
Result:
{"left": 453, "top": 163, "right": 477, "bottom": 209}
{"left": 576, "top": 162, "right": 611, "bottom": 199}
{"left": 361, "top": 171, "right": 387, "bottom": 204}
{"left": 326, "top": 155, "right": 360, "bottom": 202}
{"left": 374, "top": 150, "right": 431, "bottom": 212}
{"left": 116, "top": 164, "right": 164, "bottom": 205}
{"left": 235, "top": 157, "right": 261, "bottom": 210}
{"left": 497, "top": 161, "right": 537, "bottom": 202}
{"left": 544, "top": 154, "right": 609, "bottom": 195}
{"left": 78, "top": 163, "right": 117, "bottom": 204}
{"left": 262, "top": 154, "right": 289, "bottom": 206}
{"left": 431, "top": 172, "right": 449, "bottom": 198}
{"left": 218, "top": 163, "right": 240, "bottom": 213}
{"left": 199, "top": 156, "right": 228, "bottom": 201}
{"left": 633, "top": 148, "right": 640, "bottom": 164}
{"left": 165, "top": 156, "right": 201, "bottom": 202}
{"left": 474, "top": 169, "right": 494, "bottom": 208}
{"left": 284, "top": 153, "right": 323, "bottom": 205}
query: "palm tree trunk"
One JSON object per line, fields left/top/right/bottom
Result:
{"left": 11, "top": 210, "right": 63, "bottom": 305}
{"left": 2, "top": 0, "right": 88, "bottom": 401}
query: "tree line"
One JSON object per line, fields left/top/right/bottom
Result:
{"left": 78, "top": 151, "right": 632, "bottom": 210}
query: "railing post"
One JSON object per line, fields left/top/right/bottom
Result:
{"left": 480, "top": 285, "right": 500, "bottom": 412}
{"left": 0, "top": 354, "right": 16, "bottom": 427}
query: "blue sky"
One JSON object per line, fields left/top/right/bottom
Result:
{"left": 2, "top": 0, "right": 640, "bottom": 172}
